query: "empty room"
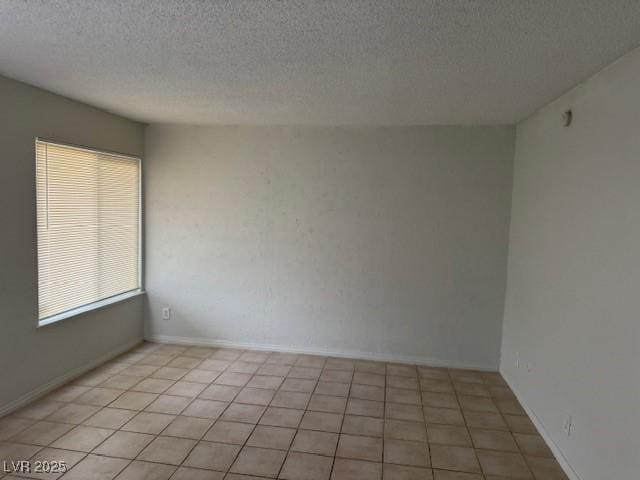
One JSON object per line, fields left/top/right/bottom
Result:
{"left": 0, "top": 1, "right": 638, "bottom": 479}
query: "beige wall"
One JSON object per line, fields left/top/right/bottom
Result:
{"left": 0, "top": 76, "right": 145, "bottom": 413}
{"left": 144, "top": 125, "right": 515, "bottom": 369}
{"left": 501, "top": 47, "right": 640, "bottom": 479}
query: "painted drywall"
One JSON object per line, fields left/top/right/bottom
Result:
{"left": 0, "top": 76, "right": 145, "bottom": 412}
{"left": 501, "top": 47, "right": 640, "bottom": 479}
{"left": 145, "top": 125, "right": 514, "bottom": 369}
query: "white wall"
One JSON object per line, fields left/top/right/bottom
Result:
{"left": 144, "top": 125, "right": 514, "bottom": 369}
{"left": 501, "top": 48, "right": 640, "bottom": 480}
{"left": 0, "top": 76, "right": 144, "bottom": 413}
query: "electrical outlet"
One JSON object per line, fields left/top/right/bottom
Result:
{"left": 516, "top": 352, "right": 521, "bottom": 368}
{"left": 562, "top": 414, "right": 572, "bottom": 436}
{"left": 162, "top": 307, "right": 171, "bottom": 320}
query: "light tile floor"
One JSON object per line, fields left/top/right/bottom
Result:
{"left": 0, "top": 342, "right": 568, "bottom": 480}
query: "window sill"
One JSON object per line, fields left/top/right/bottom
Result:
{"left": 37, "top": 289, "right": 145, "bottom": 328}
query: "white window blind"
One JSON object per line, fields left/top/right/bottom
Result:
{"left": 36, "top": 139, "right": 141, "bottom": 322}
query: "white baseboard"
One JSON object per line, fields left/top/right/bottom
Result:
{"left": 0, "top": 337, "right": 144, "bottom": 418}
{"left": 146, "top": 334, "right": 498, "bottom": 372}
{"left": 501, "top": 371, "right": 582, "bottom": 480}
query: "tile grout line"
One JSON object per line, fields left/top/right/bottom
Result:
{"left": 450, "top": 367, "right": 484, "bottom": 478}
{"left": 417, "top": 364, "right": 433, "bottom": 477}
{"left": 328, "top": 361, "right": 355, "bottom": 480}
{"left": 2, "top": 343, "right": 560, "bottom": 480}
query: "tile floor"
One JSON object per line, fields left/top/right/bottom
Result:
{"left": 0, "top": 342, "right": 568, "bottom": 480}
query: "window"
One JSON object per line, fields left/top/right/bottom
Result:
{"left": 35, "top": 139, "right": 141, "bottom": 324}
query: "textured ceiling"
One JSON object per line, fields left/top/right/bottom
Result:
{"left": 1, "top": 1, "right": 640, "bottom": 126}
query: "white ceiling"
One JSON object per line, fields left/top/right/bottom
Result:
{"left": 1, "top": 1, "right": 639, "bottom": 126}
